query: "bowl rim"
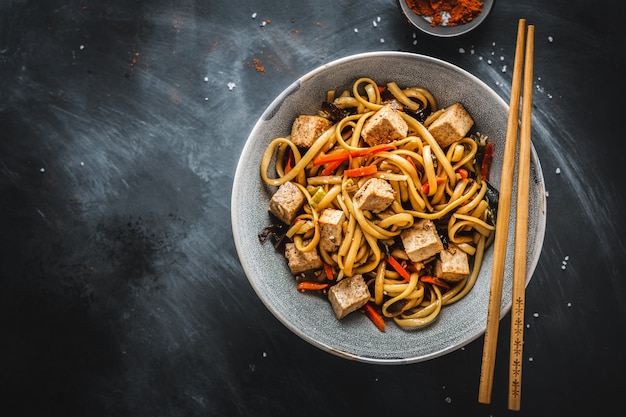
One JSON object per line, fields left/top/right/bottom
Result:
{"left": 231, "top": 51, "right": 547, "bottom": 364}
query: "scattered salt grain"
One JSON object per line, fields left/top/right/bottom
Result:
{"left": 533, "top": 312, "right": 539, "bottom": 318}
{"left": 492, "top": 41, "right": 496, "bottom": 46}
{"left": 354, "top": 28, "right": 359, "bottom": 33}
{"left": 548, "top": 35, "right": 554, "bottom": 43}
{"left": 80, "top": 44, "right": 85, "bottom": 50}
{"left": 262, "top": 352, "right": 267, "bottom": 358}
{"left": 204, "top": 76, "right": 209, "bottom": 82}
{"left": 459, "top": 47, "right": 465, "bottom": 53}
{"left": 528, "top": 357, "right": 534, "bottom": 362}
{"left": 372, "top": 20, "right": 378, "bottom": 27}
{"left": 445, "top": 397, "right": 452, "bottom": 404}
{"left": 487, "top": 59, "right": 492, "bottom": 65}
{"left": 251, "top": 12, "right": 257, "bottom": 19}
{"left": 80, "top": 161, "right": 84, "bottom": 166}
{"left": 40, "top": 167, "right": 45, "bottom": 173}
{"left": 545, "top": 190, "right": 550, "bottom": 197}
{"left": 567, "top": 302, "right": 572, "bottom": 307}
{"left": 501, "top": 65, "right": 508, "bottom": 73}
{"left": 380, "top": 38, "right": 385, "bottom": 43}
{"left": 555, "top": 167, "right": 561, "bottom": 174}
{"left": 227, "top": 82, "right": 236, "bottom": 91}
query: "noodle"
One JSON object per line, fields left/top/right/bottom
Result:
{"left": 260, "top": 78, "right": 496, "bottom": 331}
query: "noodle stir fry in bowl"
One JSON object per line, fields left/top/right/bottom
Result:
{"left": 231, "top": 52, "right": 546, "bottom": 364}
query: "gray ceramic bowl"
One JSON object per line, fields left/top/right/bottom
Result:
{"left": 398, "top": 0, "right": 495, "bottom": 37}
{"left": 231, "top": 51, "right": 546, "bottom": 364}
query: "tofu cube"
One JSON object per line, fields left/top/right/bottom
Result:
{"left": 353, "top": 178, "right": 396, "bottom": 213}
{"left": 328, "top": 274, "right": 371, "bottom": 319}
{"left": 400, "top": 219, "right": 444, "bottom": 263}
{"left": 285, "top": 242, "right": 323, "bottom": 275}
{"left": 361, "top": 104, "right": 409, "bottom": 146}
{"left": 318, "top": 208, "right": 345, "bottom": 252}
{"left": 269, "top": 181, "right": 305, "bottom": 225}
{"left": 434, "top": 243, "right": 470, "bottom": 282}
{"left": 427, "top": 102, "right": 474, "bottom": 148}
{"left": 290, "top": 115, "right": 334, "bottom": 148}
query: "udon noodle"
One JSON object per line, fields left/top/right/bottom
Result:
{"left": 259, "top": 77, "right": 496, "bottom": 330}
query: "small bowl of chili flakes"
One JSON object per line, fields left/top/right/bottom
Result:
{"left": 398, "top": 0, "right": 494, "bottom": 37}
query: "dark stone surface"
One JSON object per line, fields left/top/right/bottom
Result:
{"left": 1, "top": 1, "right": 625, "bottom": 415}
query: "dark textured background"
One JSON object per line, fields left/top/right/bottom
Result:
{"left": 1, "top": 0, "right": 625, "bottom": 416}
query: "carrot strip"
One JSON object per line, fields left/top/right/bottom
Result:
{"left": 363, "top": 303, "right": 386, "bottom": 332}
{"left": 344, "top": 164, "right": 377, "bottom": 177}
{"left": 420, "top": 275, "right": 451, "bottom": 290}
{"left": 284, "top": 148, "right": 295, "bottom": 174}
{"left": 387, "top": 255, "right": 411, "bottom": 281}
{"left": 420, "top": 176, "right": 446, "bottom": 194}
{"left": 312, "top": 144, "right": 396, "bottom": 166}
{"left": 323, "top": 262, "right": 335, "bottom": 281}
{"left": 480, "top": 142, "right": 494, "bottom": 180}
{"left": 296, "top": 281, "right": 330, "bottom": 291}
{"left": 320, "top": 159, "right": 344, "bottom": 176}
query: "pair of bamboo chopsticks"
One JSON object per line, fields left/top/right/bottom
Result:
{"left": 478, "top": 19, "right": 534, "bottom": 411}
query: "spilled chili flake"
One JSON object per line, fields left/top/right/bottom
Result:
{"left": 253, "top": 58, "right": 265, "bottom": 72}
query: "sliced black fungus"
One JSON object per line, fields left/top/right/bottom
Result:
{"left": 320, "top": 101, "right": 348, "bottom": 123}
{"left": 485, "top": 181, "right": 499, "bottom": 224}
{"left": 258, "top": 221, "right": 288, "bottom": 251}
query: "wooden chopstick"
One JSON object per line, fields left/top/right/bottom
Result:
{"left": 478, "top": 18, "right": 527, "bottom": 405}
{"left": 508, "top": 24, "right": 535, "bottom": 411}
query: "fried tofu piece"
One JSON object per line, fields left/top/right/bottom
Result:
{"left": 269, "top": 181, "right": 305, "bottom": 225}
{"left": 434, "top": 243, "right": 470, "bottom": 282}
{"left": 319, "top": 208, "right": 345, "bottom": 252}
{"left": 400, "top": 219, "right": 444, "bottom": 263}
{"left": 290, "top": 115, "right": 334, "bottom": 148}
{"left": 361, "top": 104, "right": 409, "bottom": 146}
{"left": 353, "top": 178, "right": 396, "bottom": 213}
{"left": 427, "top": 102, "right": 474, "bottom": 148}
{"left": 328, "top": 274, "right": 371, "bottom": 319}
{"left": 285, "top": 241, "right": 323, "bottom": 275}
